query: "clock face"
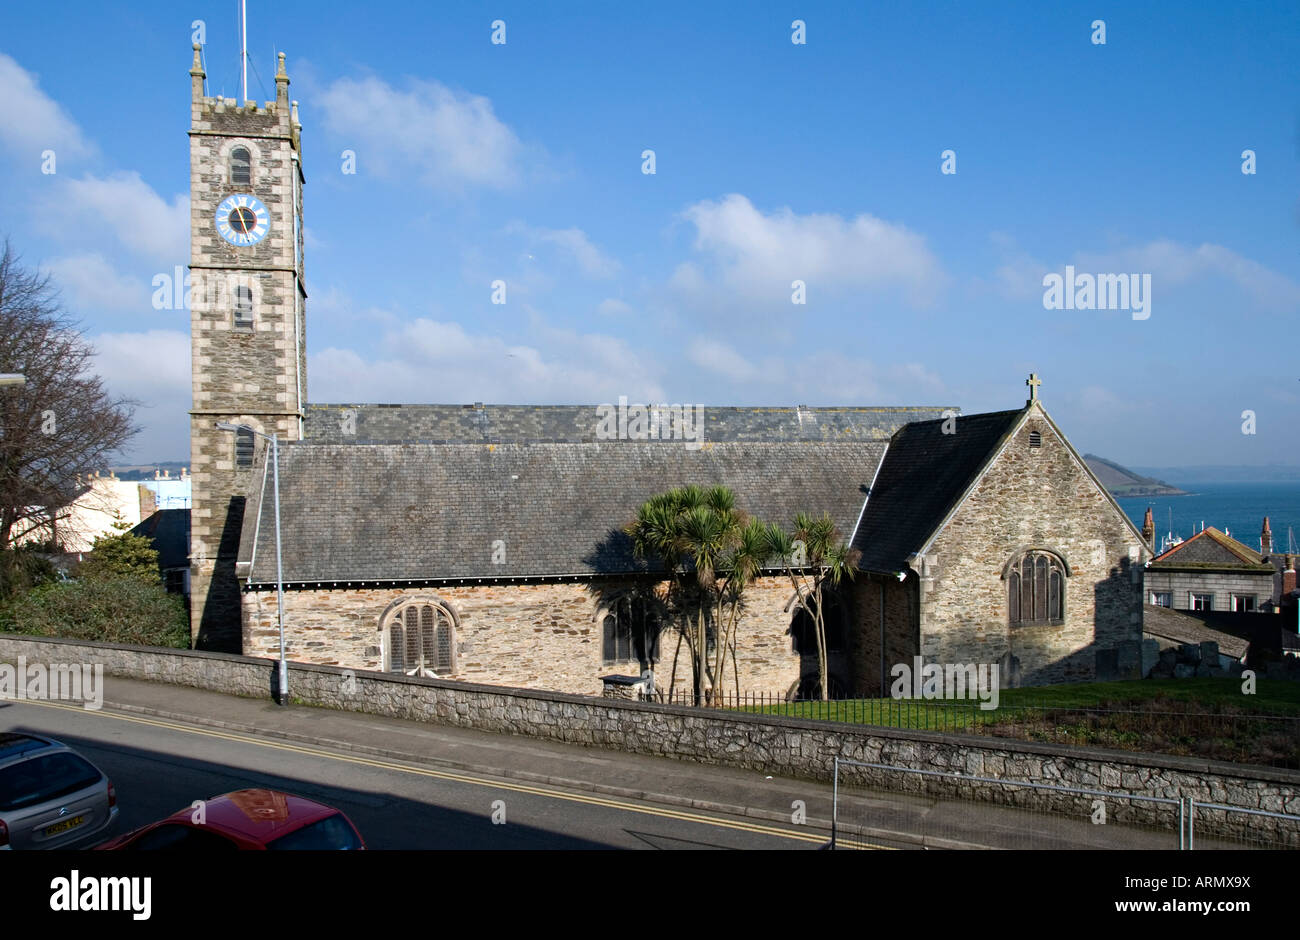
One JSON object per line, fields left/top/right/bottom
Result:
{"left": 215, "top": 194, "right": 270, "bottom": 247}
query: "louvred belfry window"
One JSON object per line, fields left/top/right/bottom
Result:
{"left": 387, "top": 601, "right": 455, "bottom": 676}
{"left": 1007, "top": 551, "right": 1065, "bottom": 626}
{"left": 230, "top": 147, "right": 251, "bottom": 186}
{"left": 234, "top": 427, "right": 255, "bottom": 468}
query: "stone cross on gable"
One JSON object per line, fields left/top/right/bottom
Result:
{"left": 1026, "top": 373, "right": 1042, "bottom": 403}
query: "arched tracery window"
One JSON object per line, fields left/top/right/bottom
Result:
{"left": 1007, "top": 551, "right": 1066, "bottom": 626}
{"left": 385, "top": 600, "right": 456, "bottom": 677}
{"left": 601, "top": 595, "right": 660, "bottom": 665}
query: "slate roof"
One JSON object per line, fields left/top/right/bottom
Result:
{"left": 1142, "top": 604, "right": 1250, "bottom": 659}
{"left": 1151, "top": 527, "right": 1271, "bottom": 569}
{"left": 128, "top": 509, "right": 191, "bottom": 570}
{"left": 302, "top": 403, "right": 954, "bottom": 444}
{"left": 237, "top": 440, "right": 888, "bottom": 585}
{"left": 852, "top": 408, "right": 1027, "bottom": 573}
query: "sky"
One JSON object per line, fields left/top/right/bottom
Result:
{"left": 0, "top": 0, "right": 1297, "bottom": 466}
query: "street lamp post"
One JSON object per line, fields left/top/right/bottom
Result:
{"left": 216, "top": 422, "right": 288, "bottom": 705}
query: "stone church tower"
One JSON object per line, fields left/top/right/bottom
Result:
{"left": 187, "top": 44, "right": 307, "bottom": 650}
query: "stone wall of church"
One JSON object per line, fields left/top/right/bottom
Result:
{"left": 911, "top": 408, "right": 1146, "bottom": 687}
{"left": 847, "top": 574, "right": 916, "bottom": 697}
{"left": 241, "top": 576, "right": 803, "bottom": 698}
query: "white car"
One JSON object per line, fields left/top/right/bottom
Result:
{"left": 0, "top": 733, "right": 118, "bottom": 849}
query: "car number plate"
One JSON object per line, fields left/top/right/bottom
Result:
{"left": 44, "top": 815, "right": 87, "bottom": 837}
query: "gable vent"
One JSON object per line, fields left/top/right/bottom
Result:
{"left": 1028, "top": 430, "right": 1042, "bottom": 448}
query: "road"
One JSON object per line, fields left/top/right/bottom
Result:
{"left": 0, "top": 699, "right": 827, "bottom": 849}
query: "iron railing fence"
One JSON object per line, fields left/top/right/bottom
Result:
{"left": 647, "top": 689, "right": 1300, "bottom": 770}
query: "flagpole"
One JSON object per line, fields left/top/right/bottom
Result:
{"left": 240, "top": 0, "right": 248, "bottom": 103}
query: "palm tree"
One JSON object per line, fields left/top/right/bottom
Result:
{"left": 626, "top": 485, "right": 755, "bottom": 705}
{"left": 766, "top": 513, "right": 860, "bottom": 701}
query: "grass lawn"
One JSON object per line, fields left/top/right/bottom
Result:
{"left": 728, "top": 679, "right": 1300, "bottom": 768}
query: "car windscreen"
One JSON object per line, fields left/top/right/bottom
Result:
{"left": 266, "top": 813, "right": 362, "bottom": 850}
{"left": 0, "top": 752, "right": 102, "bottom": 811}
{"left": 123, "top": 823, "right": 240, "bottom": 851}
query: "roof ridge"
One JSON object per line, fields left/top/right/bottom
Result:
{"left": 1154, "top": 526, "right": 1263, "bottom": 565}
{"left": 894, "top": 406, "right": 1026, "bottom": 431}
{"left": 1203, "top": 526, "right": 1264, "bottom": 564}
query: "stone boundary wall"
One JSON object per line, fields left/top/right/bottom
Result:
{"left": 2, "top": 633, "right": 1297, "bottom": 843}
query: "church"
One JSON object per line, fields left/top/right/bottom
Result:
{"left": 184, "top": 46, "right": 1151, "bottom": 700}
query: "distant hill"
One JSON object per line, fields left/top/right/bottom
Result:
{"left": 1083, "top": 455, "right": 1188, "bottom": 496}
{"left": 109, "top": 461, "right": 188, "bottom": 482}
{"left": 1129, "top": 465, "right": 1300, "bottom": 485}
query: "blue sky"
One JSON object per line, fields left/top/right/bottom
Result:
{"left": 0, "top": 0, "right": 1297, "bottom": 466}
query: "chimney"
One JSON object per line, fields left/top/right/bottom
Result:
{"left": 1142, "top": 507, "right": 1155, "bottom": 547}
{"left": 189, "top": 43, "right": 206, "bottom": 101}
{"left": 138, "top": 484, "right": 156, "bottom": 519}
{"left": 1284, "top": 554, "right": 1297, "bottom": 599}
{"left": 1261, "top": 516, "right": 1273, "bottom": 556}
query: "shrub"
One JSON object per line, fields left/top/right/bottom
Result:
{"left": 5, "top": 577, "right": 189, "bottom": 648}
{"left": 0, "top": 546, "right": 58, "bottom": 603}
{"left": 76, "top": 531, "right": 162, "bottom": 586}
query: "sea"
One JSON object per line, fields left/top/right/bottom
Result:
{"left": 1116, "top": 483, "right": 1300, "bottom": 554}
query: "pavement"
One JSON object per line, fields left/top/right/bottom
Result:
{"left": 22, "top": 674, "right": 1186, "bottom": 849}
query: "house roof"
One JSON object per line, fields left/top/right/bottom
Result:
{"left": 1151, "top": 527, "right": 1271, "bottom": 569}
{"left": 302, "top": 403, "right": 954, "bottom": 444}
{"left": 128, "top": 508, "right": 191, "bottom": 570}
{"left": 1142, "top": 604, "right": 1250, "bottom": 659}
{"left": 237, "top": 440, "right": 889, "bottom": 585}
{"left": 852, "top": 408, "right": 1026, "bottom": 572}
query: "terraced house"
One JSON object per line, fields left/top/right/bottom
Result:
{"left": 185, "top": 46, "right": 1151, "bottom": 699}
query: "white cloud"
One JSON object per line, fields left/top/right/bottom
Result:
{"left": 1075, "top": 384, "right": 1134, "bottom": 413}
{"left": 597, "top": 298, "right": 633, "bottom": 316}
{"left": 0, "top": 53, "right": 92, "bottom": 161}
{"left": 505, "top": 222, "right": 620, "bottom": 278}
{"left": 315, "top": 75, "right": 525, "bottom": 190}
{"left": 90, "top": 329, "right": 191, "bottom": 461}
{"left": 1074, "top": 240, "right": 1300, "bottom": 310}
{"left": 308, "top": 285, "right": 400, "bottom": 326}
{"left": 93, "top": 329, "right": 190, "bottom": 402}
{"left": 40, "top": 172, "right": 188, "bottom": 266}
{"left": 44, "top": 253, "right": 149, "bottom": 315}
{"left": 985, "top": 233, "right": 1048, "bottom": 300}
{"left": 683, "top": 336, "right": 946, "bottom": 403}
{"left": 687, "top": 338, "right": 759, "bottom": 383}
{"left": 672, "top": 194, "right": 945, "bottom": 311}
{"left": 309, "top": 314, "right": 665, "bottom": 404}
{"left": 992, "top": 235, "right": 1300, "bottom": 310}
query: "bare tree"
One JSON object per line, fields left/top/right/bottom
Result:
{"left": 0, "top": 239, "right": 137, "bottom": 593}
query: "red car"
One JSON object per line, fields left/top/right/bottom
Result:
{"left": 97, "top": 789, "right": 366, "bottom": 850}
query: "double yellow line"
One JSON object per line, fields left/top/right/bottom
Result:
{"left": 19, "top": 700, "right": 886, "bottom": 849}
